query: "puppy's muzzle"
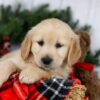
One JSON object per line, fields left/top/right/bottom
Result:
{"left": 41, "top": 56, "right": 53, "bottom": 66}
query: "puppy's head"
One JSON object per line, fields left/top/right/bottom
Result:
{"left": 21, "top": 18, "right": 81, "bottom": 70}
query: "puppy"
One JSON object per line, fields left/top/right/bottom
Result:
{"left": 0, "top": 18, "right": 81, "bottom": 86}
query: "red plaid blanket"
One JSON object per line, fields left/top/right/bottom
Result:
{"left": 0, "top": 62, "right": 91, "bottom": 100}
{"left": 0, "top": 73, "right": 82, "bottom": 100}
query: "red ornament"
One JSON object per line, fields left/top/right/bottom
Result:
{"left": 3, "top": 36, "right": 11, "bottom": 41}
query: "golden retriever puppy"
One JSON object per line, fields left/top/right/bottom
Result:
{"left": 0, "top": 18, "right": 81, "bottom": 86}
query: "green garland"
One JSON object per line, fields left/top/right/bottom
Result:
{"left": 0, "top": 4, "right": 90, "bottom": 43}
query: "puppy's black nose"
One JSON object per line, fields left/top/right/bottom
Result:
{"left": 41, "top": 56, "right": 53, "bottom": 65}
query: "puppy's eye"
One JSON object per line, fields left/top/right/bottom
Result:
{"left": 55, "top": 43, "right": 63, "bottom": 48}
{"left": 37, "top": 40, "right": 44, "bottom": 46}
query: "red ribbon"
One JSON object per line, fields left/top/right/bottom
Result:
{"left": 70, "top": 62, "right": 94, "bottom": 80}
{"left": 74, "top": 62, "right": 94, "bottom": 72}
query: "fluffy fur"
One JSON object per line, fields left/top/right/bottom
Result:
{"left": 0, "top": 18, "right": 81, "bottom": 86}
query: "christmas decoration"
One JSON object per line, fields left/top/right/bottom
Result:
{"left": 0, "top": 4, "right": 89, "bottom": 43}
{"left": 0, "top": 36, "right": 11, "bottom": 57}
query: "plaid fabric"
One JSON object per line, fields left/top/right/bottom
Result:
{"left": 0, "top": 62, "right": 91, "bottom": 100}
{"left": 29, "top": 78, "right": 75, "bottom": 100}
{"left": 0, "top": 73, "right": 81, "bottom": 100}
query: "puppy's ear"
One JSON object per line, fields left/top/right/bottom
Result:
{"left": 21, "top": 33, "right": 32, "bottom": 60}
{"left": 67, "top": 36, "right": 81, "bottom": 66}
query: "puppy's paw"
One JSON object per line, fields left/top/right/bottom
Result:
{"left": 0, "top": 74, "right": 9, "bottom": 87}
{"left": 0, "top": 69, "right": 10, "bottom": 87}
{"left": 0, "top": 80, "right": 5, "bottom": 87}
{"left": 19, "top": 68, "right": 39, "bottom": 84}
{"left": 0, "top": 62, "right": 17, "bottom": 87}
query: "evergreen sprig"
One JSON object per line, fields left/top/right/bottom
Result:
{"left": 0, "top": 4, "right": 80, "bottom": 43}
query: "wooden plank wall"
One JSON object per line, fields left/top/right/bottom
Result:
{"left": 0, "top": 0, "right": 100, "bottom": 51}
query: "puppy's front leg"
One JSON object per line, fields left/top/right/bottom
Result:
{"left": 19, "top": 66, "right": 49, "bottom": 84}
{"left": 0, "top": 61, "right": 17, "bottom": 86}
